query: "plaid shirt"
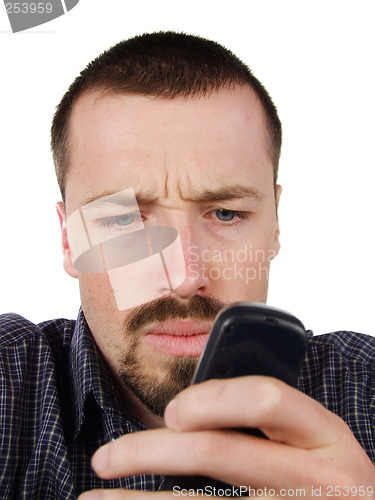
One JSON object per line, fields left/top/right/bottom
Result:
{"left": 0, "top": 310, "right": 374, "bottom": 498}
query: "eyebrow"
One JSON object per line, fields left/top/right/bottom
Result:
{"left": 82, "top": 191, "right": 156, "bottom": 208}
{"left": 81, "top": 185, "right": 263, "bottom": 208}
{"left": 186, "top": 186, "right": 264, "bottom": 202}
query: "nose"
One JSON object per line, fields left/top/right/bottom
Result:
{"left": 166, "top": 224, "right": 210, "bottom": 299}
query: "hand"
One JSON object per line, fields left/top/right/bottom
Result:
{"left": 78, "top": 376, "right": 375, "bottom": 499}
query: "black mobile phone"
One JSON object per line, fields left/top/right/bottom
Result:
{"left": 162, "top": 302, "right": 308, "bottom": 494}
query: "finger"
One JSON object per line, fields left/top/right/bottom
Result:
{"left": 79, "top": 489, "right": 179, "bottom": 500}
{"left": 79, "top": 490, "right": 272, "bottom": 500}
{"left": 90, "top": 427, "right": 319, "bottom": 491}
{"left": 164, "top": 376, "right": 344, "bottom": 449}
{"left": 92, "top": 428, "right": 252, "bottom": 479}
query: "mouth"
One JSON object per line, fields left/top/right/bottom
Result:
{"left": 143, "top": 319, "right": 212, "bottom": 356}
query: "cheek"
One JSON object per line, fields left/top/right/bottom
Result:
{"left": 78, "top": 272, "right": 136, "bottom": 355}
{"left": 79, "top": 272, "right": 119, "bottom": 314}
{"left": 206, "top": 260, "right": 271, "bottom": 294}
{"left": 199, "top": 237, "right": 273, "bottom": 302}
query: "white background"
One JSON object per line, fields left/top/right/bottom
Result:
{"left": 0, "top": 1, "right": 374, "bottom": 335}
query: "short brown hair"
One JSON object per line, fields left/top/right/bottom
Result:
{"left": 51, "top": 31, "right": 282, "bottom": 200}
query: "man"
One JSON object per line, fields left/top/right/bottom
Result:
{"left": 0, "top": 32, "right": 374, "bottom": 499}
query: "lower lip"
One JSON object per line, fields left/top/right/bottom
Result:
{"left": 144, "top": 333, "right": 209, "bottom": 356}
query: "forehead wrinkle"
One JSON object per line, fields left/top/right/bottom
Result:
{"left": 80, "top": 184, "right": 264, "bottom": 210}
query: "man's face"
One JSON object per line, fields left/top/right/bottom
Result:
{"left": 57, "top": 86, "right": 281, "bottom": 417}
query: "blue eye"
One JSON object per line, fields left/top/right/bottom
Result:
{"left": 211, "top": 209, "right": 249, "bottom": 224}
{"left": 114, "top": 214, "right": 135, "bottom": 226}
{"left": 214, "top": 209, "right": 236, "bottom": 221}
{"left": 97, "top": 213, "right": 139, "bottom": 229}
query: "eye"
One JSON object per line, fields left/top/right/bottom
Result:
{"left": 114, "top": 214, "right": 136, "bottom": 226}
{"left": 97, "top": 213, "right": 142, "bottom": 229}
{"left": 214, "top": 209, "right": 236, "bottom": 221}
{"left": 212, "top": 209, "right": 249, "bottom": 223}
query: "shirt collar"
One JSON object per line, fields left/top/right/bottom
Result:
{"left": 69, "top": 308, "right": 145, "bottom": 438}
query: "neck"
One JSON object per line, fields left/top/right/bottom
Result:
{"left": 119, "top": 383, "right": 165, "bottom": 429}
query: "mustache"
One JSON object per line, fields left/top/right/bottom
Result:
{"left": 124, "top": 295, "right": 225, "bottom": 332}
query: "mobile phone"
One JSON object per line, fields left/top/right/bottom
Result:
{"left": 162, "top": 302, "right": 307, "bottom": 494}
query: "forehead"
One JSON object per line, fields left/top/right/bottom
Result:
{"left": 65, "top": 87, "right": 273, "bottom": 212}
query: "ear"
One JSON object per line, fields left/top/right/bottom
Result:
{"left": 56, "top": 202, "right": 79, "bottom": 279}
{"left": 272, "top": 184, "right": 282, "bottom": 258}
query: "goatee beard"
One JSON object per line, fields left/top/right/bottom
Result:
{"left": 119, "top": 295, "right": 224, "bottom": 417}
{"left": 120, "top": 351, "right": 198, "bottom": 417}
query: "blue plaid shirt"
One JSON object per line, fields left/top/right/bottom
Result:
{"left": 0, "top": 310, "right": 374, "bottom": 498}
